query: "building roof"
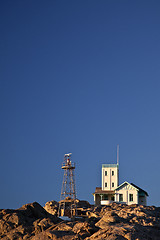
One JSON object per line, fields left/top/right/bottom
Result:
{"left": 93, "top": 187, "right": 115, "bottom": 195}
{"left": 102, "top": 164, "right": 118, "bottom": 168}
{"left": 115, "top": 181, "right": 148, "bottom": 196}
{"left": 131, "top": 183, "right": 149, "bottom": 196}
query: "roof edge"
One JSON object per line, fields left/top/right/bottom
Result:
{"left": 102, "top": 164, "right": 119, "bottom": 168}
{"left": 115, "top": 181, "right": 139, "bottom": 191}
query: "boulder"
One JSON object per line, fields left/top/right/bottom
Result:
{"left": 44, "top": 200, "right": 59, "bottom": 216}
{"left": 95, "top": 211, "right": 122, "bottom": 229}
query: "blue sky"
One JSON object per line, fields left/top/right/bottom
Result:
{"left": 0, "top": 0, "right": 160, "bottom": 208}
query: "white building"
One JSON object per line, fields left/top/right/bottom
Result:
{"left": 93, "top": 163, "right": 148, "bottom": 206}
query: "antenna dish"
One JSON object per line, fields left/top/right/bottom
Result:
{"left": 64, "top": 153, "right": 72, "bottom": 157}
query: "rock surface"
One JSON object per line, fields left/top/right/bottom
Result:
{"left": 44, "top": 200, "right": 59, "bottom": 216}
{"left": 0, "top": 201, "right": 160, "bottom": 239}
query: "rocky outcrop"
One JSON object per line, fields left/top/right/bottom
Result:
{"left": 0, "top": 202, "right": 61, "bottom": 239}
{"left": 44, "top": 199, "right": 93, "bottom": 217}
{"left": 86, "top": 203, "right": 160, "bottom": 240}
{"left": 0, "top": 201, "right": 160, "bottom": 239}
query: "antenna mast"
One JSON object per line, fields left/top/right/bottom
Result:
{"left": 117, "top": 144, "right": 119, "bottom": 165}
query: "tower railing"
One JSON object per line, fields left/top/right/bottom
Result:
{"left": 61, "top": 162, "right": 75, "bottom": 169}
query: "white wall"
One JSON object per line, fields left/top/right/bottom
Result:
{"left": 115, "top": 188, "right": 138, "bottom": 205}
{"left": 102, "top": 166, "right": 118, "bottom": 190}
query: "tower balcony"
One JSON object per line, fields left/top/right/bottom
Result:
{"left": 62, "top": 162, "right": 75, "bottom": 169}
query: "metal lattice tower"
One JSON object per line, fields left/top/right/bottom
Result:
{"left": 58, "top": 153, "right": 77, "bottom": 218}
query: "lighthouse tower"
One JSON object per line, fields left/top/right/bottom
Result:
{"left": 58, "top": 153, "right": 77, "bottom": 218}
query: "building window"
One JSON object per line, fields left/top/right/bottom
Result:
{"left": 129, "top": 194, "right": 133, "bottom": 202}
{"left": 119, "top": 194, "right": 123, "bottom": 202}
{"left": 112, "top": 171, "right": 114, "bottom": 176}
{"left": 105, "top": 171, "right": 107, "bottom": 176}
{"left": 112, "top": 182, "right": 114, "bottom": 187}
{"left": 105, "top": 182, "right": 107, "bottom": 188}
